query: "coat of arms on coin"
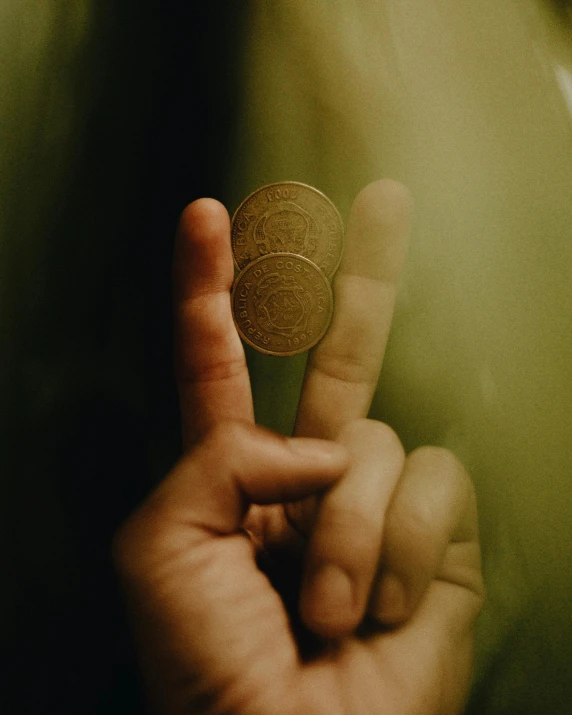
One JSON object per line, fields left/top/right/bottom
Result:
{"left": 231, "top": 253, "right": 334, "bottom": 356}
{"left": 231, "top": 182, "right": 344, "bottom": 278}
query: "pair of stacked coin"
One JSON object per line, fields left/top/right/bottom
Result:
{"left": 230, "top": 182, "right": 344, "bottom": 356}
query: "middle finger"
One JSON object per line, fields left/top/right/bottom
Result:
{"left": 294, "top": 179, "right": 412, "bottom": 440}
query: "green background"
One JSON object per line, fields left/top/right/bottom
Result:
{"left": 2, "top": 1, "right": 572, "bottom": 713}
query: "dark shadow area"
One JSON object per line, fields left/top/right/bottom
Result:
{"left": 2, "top": 2, "right": 246, "bottom": 712}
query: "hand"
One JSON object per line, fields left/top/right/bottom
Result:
{"left": 114, "top": 181, "right": 484, "bottom": 714}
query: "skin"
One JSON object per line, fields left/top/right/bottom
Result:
{"left": 114, "top": 180, "right": 484, "bottom": 715}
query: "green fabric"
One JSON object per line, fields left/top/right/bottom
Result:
{"left": 3, "top": 1, "right": 572, "bottom": 712}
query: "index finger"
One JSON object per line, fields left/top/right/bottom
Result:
{"left": 173, "top": 199, "right": 254, "bottom": 449}
{"left": 294, "top": 180, "right": 412, "bottom": 439}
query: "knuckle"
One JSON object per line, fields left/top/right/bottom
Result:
{"left": 387, "top": 499, "right": 433, "bottom": 544}
{"left": 342, "top": 418, "right": 405, "bottom": 462}
{"left": 370, "top": 420, "right": 404, "bottom": 456}
{"left": 409, "top": 444, "right": 459, "bottom": 471}
{"left": 314, "top": 510, "right": 382, "bottom": 572}
{"left": 386, "top": 505, "right": 440, "bottom": 566}
{"left": 408, "top": 445, "right": 472, "bottom": 491}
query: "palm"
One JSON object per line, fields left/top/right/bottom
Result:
{"left": 166, "top": 180, "right": 483, "bottom": 714}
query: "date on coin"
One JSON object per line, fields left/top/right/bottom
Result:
{"left": 231, "top": 182, "right": 344, "bottom": 278}
{"left": 231, "top": 253, "right": 334, "bottom": 356}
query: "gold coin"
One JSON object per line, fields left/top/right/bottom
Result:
{"left": 231, "top": 253, "right": 334, "bottom": 356}
{"left": 231, "top": 182, "right": 344, "bottom": 278}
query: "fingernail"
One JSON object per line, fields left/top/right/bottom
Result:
{"left": 289, "top": 438, "right": 348, "bottom": 464}
{"left": 308, "top": 564, "right": 354, "bottom": 623}
{"left": 377, "top": 572, "right": 408, "bottom": 624}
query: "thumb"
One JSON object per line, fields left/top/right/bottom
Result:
{"left": 113, "top": 421, "right": 348, "bottom": 714}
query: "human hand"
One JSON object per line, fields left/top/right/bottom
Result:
{"left": 114, "top": 181, "right": 484, "bottom": 714}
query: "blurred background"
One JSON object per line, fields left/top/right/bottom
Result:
{"left": 2, "top": 1, "right": 572, "bottom": 712}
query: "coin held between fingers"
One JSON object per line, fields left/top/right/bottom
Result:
{"left": 231, "top": 253, "right": 334, "bottom": 357}
{"left": 231, "top": 181, "right": 344, "bottom": 278}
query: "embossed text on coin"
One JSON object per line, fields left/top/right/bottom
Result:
{"left": 231, "top": 182, "right": 344, "bottom": 278}
{"left": 231, "top": 253, "right": 334, "bottom": 356}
